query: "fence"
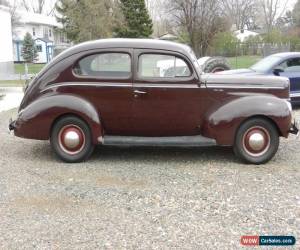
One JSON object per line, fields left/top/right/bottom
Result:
{"left": 206, "top": 42, "right": 300, "bottom": 69}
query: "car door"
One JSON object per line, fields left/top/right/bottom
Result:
{"left": 275, "top": 58, "right": 300, "bottom": 98}
{"left": 71, "top": 49, "right": 135, "bottom": 135}
{"left": 131, "top": 49, "right": 207, "bottom": 137}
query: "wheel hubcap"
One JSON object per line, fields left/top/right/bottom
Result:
{"left": 58, "top": 125, "right": 85, "bottom": 155}
{"left": 243, "top": 126, "right": 270, "bottom": 157}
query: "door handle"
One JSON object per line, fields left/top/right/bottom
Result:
{"left": 134, "top": 90, "right": 147, "bottom": 98}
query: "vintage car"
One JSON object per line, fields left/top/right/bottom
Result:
{"left": 8, "top": 39, "right": 298, "bottom": 164}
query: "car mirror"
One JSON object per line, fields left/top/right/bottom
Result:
{"left": 273, "top": 68, "right": 284, "bottom": 76}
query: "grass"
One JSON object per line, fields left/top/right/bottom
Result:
{"left": 227, "top": 55, "right": 262, "bottom": 69}
{"left": 14, "top": 63, "right": 46, "bottom": 75}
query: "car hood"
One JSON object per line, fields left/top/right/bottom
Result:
{"left": 216, "top": 68, "right": 260, "bottom": 75}
{"left": 201, "top": 73, "right": 289, "bottom": 90}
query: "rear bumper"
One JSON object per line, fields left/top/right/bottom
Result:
{"left": 8, "top": 118, "right": 16, "bottom": 131}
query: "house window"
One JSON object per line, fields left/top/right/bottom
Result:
{"left": 49, "top": 28, "right": 52, "bottom": 37}
{"left": 43, "top": 27, "right": 48, "bottom": 37}
{"left": 36, "top": 45, "right": 42, "bottom": 52}
{"left": 32, "top": 27, "right": 36, "bottom": 36}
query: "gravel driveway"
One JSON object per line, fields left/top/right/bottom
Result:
{"left": 0, "top": 108, "right": 299, "bottom": 249}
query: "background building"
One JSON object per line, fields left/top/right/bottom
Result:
{"left": 13, "top": 11, "right": 70, "bottom": 64}
{"left": 0, "top": 5, "right": 14, "bottom": 76}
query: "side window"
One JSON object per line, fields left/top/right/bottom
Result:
{"left": 74, "top": 53, "right": 131, "bottom": 78}
{"left": 278, "top": 58, "right": 300, "bottom": 72}
{"left": 138, "top": 54, "right": 191, "bottom": 78}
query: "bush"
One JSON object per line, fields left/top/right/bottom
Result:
{"left": 211, "top": 32, "right": 239, "bottom": 57}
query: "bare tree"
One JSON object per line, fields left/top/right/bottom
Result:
{"left": 222, "top": 0, "right": 257, "bottom": 30}
{"left": 21, "top": 0, "right": 56, "bottom": 15}
{"left": 167, "top": 0, "right": 225, "bottom": 56}
{"left": 259, "top": 0, "right": 289, "bottom": 32}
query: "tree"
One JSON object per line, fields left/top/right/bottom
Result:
{"left": 292, "top": 0, "right": 300, "bottom": 27}
{"left": 166, "top": 0, "right": 227, "bottom": 57}
{"left": 21, "top": 0, "right": 56, "bottom": 15}
{"left": 21, "top": 32, "right": 38, "bottom": 63}
{"left": 259, "top": 0, "right": 289, "bottom": 33}
{"left": 56, "top": 0, "right": 117, "bottom": 43}
{"left": 222, "top": 0, "right": 258, "bottom": 30}
{"left": 114, "top": 0, "right": 153, "bottom": 38}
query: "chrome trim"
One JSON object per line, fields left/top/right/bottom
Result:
{"left": 290, "top": 92, "right": 300, "bottom": 98}
{"left": 41, "top": 82, "right": 200, "bottom": 92}
{"left": 42, "top": 82, "right": 132, "bottom": 92}
{"left": 206, "top": 84, "right": 285, "bottom": 89}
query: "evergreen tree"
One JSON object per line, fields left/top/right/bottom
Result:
{"left": 56, "top": 0, "right": 117, "bottom": 43}
{"left": 21, "top": 32, "right": 38, "bottom": 63}
{"left": 114, "top": 0, "right": 153, "bottom": 38}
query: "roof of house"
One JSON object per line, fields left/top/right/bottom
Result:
{"left": 17, "top": 11, "right": 62, "bottom": 28}
{"left": 234, "top": 30, "right": 259, "bottom": 42}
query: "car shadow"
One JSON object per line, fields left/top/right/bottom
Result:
{"left": 29, "top": 142, "right": 239, "bottom": 165}
{"left": 90, "top": 145, "right": 238, "bottom": 164}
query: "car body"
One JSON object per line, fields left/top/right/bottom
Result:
{"left": 217, "top": 52, "right": 300, "bottom": 104}
{"left": 9, "top": 39, "right": 298, "bottom": 164}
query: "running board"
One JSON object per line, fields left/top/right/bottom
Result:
{"left": 103, "top": 135, "right": 216, "bottom": 147}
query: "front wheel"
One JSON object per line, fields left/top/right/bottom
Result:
{"left": 50, "top": 116, "right": 94, "bottom": 163}
{"left": 234, "top": 118, "right": 279, "bottom": 164}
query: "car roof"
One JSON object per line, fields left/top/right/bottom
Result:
{"left": 269, "top": 52, "right": 300, "bottom": 59}
{"left": 54, "top": 38, "right": 193, "bottom": 62}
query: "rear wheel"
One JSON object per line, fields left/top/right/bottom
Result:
{"left": 234, "top": 118, "right": 279, "bottom": 164}
{"left": 50, "top": 116, "right": 94, "bottom": 163}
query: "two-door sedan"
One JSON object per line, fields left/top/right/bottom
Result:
{"left": 9, "top": 39, "right": 298, "bottom": 164}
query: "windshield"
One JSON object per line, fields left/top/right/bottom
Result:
{"left": 250, "top": 55, "right": 282, "bottom": 73}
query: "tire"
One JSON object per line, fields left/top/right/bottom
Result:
{"left": 50, "top": 116, "right": 94, "bottom": 163}
{"left": 233, "top": 118, "right": 279, "bottom": 164}
{"left": 203, "top": 57, "right": 231, "bottom": 73}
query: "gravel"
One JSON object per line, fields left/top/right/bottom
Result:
{"left": 0, "top": 108, "right": 299, "bottom": 249}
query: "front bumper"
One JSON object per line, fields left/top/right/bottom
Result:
{"left": 289, "top": 119, "right": 299, "bottom": 136}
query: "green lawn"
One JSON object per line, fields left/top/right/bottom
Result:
{"left": 227, "top": 56, "right": 262, "bottom": 69}
{"left": 14, "top": 63, "right": 46, "bottom": 75}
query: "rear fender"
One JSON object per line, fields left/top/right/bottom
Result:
{"left": 14, "top": 94, "right": 103, "bottom": 144}
{"left": 202, "top": 95, "right": 291, "bottom": 145}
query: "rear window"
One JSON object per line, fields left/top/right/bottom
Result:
{"left": 73, "top": 53, "right": 131, "bottom": 78}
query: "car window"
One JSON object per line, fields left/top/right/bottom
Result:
{"left": 250, "top": 55, "right": 282, "bottom": 73}
{"left": 138, "top": 54, "right": 191, "bottom": 78}
{"left": 278, "top": 58, "right": 300, "bottom": 72}
{"left": 74, "top": 53, "right": 131, "bottom": 78}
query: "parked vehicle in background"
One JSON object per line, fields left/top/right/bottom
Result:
{"left": 198, "top": 56, "right": 231, "bottom": 73}
{"left": 217, "top": 52, "right": 300, "bottom": 104}
{"left": 9, "top": 39, "right": 298, "bottom": 164}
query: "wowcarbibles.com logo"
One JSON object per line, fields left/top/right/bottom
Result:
{"left": 241, "top": 235, "right": 296, "bottom": 246}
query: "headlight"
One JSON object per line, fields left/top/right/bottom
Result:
{"left": 285, "top": 100, "right": 292, "bottom": 112}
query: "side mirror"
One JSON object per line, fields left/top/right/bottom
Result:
{"left": 273, "top": 68, "right": 284, "bottom": 76}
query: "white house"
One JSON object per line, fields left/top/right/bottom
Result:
{"left": 13, "top": 11, "right": 70, "bottom": 63}
{"left": 0, "top": 5, "right": 14, "bottom": 76}
{"left": 234, "top": 30, "right": 259, "bottom": 42}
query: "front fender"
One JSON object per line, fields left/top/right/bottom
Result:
{"left": 202, "top": 95, "right": 292, "bottom": 145}
{"left": 14, "top": 94, "right": 102, "bottom": 144}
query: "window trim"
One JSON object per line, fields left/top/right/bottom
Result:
{"left": 72, "top": 51, "right": 133, "bottom": 80}
{"left": 135, "top": 50, "right": 196, "bottom": 83}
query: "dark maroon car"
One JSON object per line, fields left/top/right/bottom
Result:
{"left": 9, "top": 39, "right": 298, "bottom": 164}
